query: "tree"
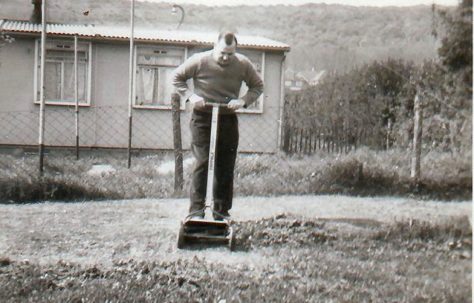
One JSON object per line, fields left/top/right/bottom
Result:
{"left": 437, "top": 0, "right": 472, "bottom": 91}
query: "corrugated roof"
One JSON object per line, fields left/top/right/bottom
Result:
{"left": 0, "top": 19, "right": 290, "bottom": 51}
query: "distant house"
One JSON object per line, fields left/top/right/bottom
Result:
{"left": 284, "top": 68, "right": 325, "bottom": 91}
{"left": 284, "top": 69, "right": 305, "bottom": 91}
{"left": 0, "top": 19, "right": 290, "bottom": 153}
{"left": 298, "top": 69, "right": 326, "bottom": 87}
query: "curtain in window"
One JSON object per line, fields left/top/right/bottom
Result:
{"left": 135, "top": 49, "right": 184, "bottom": 107}
{"left": 157, "top": 67, "right": 174, "bottom": 106}
{"left": 137, "top": 67, "right": 159, "bottom": 105}
{"left": 64, "top": 62, "right": 86, "bottom": 102}
{"left": 137, "top": 66, "right": 175, "bottom": 106}
{"left": 44, "top": 62, "right": 61, "bottom": 101}
{"left": 39, "top": 46, "right": 88, "bottom": 103}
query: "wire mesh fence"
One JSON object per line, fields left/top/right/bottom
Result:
{"left": 0, "top": 94, "right": 470, "bottom": 203}
{"left": 0, "top": 98, "right": 396, "bottom": 162}
{"left": 0, "top": 105, "right": 293, "bottom": 153}
{"left": 0, "top": 100, "right": 286, "bottom": 200}
{"left": 0, "top": 96, "right": 377, "bottom": 196}
{"left": 0, "top": 107, "right": 374, "bottom": 159}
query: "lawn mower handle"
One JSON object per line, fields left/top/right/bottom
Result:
{"left": 203, "top": 102, "right": 231, "bottom": 108}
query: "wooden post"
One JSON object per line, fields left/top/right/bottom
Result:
{"left": 299, "top": 128, "right": 304, "bottom": 154}
{"left": 172, "top": 93, "right": 184, "bottom": 193}
{"left": 411, "top": 94, "right": 422, "bottom": 181}
{"left": 386, "top": 118, "right": 392, "bottom": 150}
{"left": 288, "top": 129, "right": 292, "bottom": 154}
{"left": 282, "top": 101, "right": 290, "bottom": 153}
{"left": 318, "top": 128, "right": 321, "bottom": 150}
{"left": 304, "top": 128, "right": 309, "bottom": 154}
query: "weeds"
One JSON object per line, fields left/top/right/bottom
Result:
{"left": 0, "top": 148, "right": 471, "bottom": 203}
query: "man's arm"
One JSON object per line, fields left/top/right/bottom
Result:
{"left": 172, "top": 54, "right": 200, "bottom": 102}
{"left": 240, "top": 58, "right": 264, "bottom": 108}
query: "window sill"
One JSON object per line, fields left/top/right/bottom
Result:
{"left": 34, "top": 101, "right": 91, "bottom": 107}
{"left": 133, "top": 105, "right": 185, "bottom": 111}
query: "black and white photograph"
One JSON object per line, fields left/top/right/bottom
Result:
{"left": 0, "top": 0, "right": 471, "bottom": 301}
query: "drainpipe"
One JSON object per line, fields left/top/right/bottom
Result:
{"left": 277, "top": 52, "right": 287, "bottom": 152}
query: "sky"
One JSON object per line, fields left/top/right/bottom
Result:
{"left": 139, "top": 0, "right": 459, "bottom": 7}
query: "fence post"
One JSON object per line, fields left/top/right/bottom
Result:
{"left": 318, "top": 128, "right": 321, "bottom": 150}
{"left": 127, "top": 0, "right": 135, "bottom": 169}
{"left": 411, "top": 94, "right": 422, "bottom": 182}
{"left": 386, "top": 118, "right": 392, "bottom": 150}
{"left": 38, "top": 0, "right": 47, "bottom": 176}
{"left": 74, "top": 35, "right": 80, "bottom": 160}
{"left": 172, "top": 93, "right": 184, "bottom": 193}
{"left": 299, "top": 128, "right": 304, "bottom": 154}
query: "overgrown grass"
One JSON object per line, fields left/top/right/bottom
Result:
{"left": 0, "top": 148, "right": 471, "bottom": 203}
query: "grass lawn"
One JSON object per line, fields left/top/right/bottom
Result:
{"left": 0, "top": 196, "right": 471, "bottom": 302}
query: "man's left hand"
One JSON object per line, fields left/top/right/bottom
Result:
{"left": 227, "top": 99, "right": 245, "bottom": 110}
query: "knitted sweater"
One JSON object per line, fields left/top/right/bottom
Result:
{"left": 172, "top": 50, "right": 263, "bottom": 114}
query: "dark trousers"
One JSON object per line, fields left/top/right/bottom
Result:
{"left": 189, "top": 110, "right": 239, "bottom": 214}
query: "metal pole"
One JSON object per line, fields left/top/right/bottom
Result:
{"left": 127, "top": 0, "right": 135, "bottom": 168}
{"left": 38, "top": 0, "right": 46, "bottom": 176}
{"left": 74, "top": 35, "right": 79, "bottom": 160}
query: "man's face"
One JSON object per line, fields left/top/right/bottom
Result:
{"left": 213, "top": 39, "right": 236, "bottom": 66}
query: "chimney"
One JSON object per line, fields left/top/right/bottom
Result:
{"left": 30, "top": 0, "right": 42, "bottom": 24}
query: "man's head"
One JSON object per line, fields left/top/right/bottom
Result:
{"left": 213, "top": 31, "right": 237, "bottom": 66}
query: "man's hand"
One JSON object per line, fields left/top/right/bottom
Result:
{"left": 227, "top": 99, "right": 245, "bottom": 110}
{"left": 189, "top": 94, "right": 205, "bottom": 109}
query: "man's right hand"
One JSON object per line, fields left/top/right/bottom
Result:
{"left": 189, "top": 94, "right": 205, "bottom": 109}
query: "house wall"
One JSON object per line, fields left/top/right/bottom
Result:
{"left": 0, "top": 36, "right": 284, "bottom": 153}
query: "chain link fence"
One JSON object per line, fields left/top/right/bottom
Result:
{"left": 0, "top": 95, "right": 470, "bottom": 203}
{"left": 0, "top": 106, "right": 283, "bottom": 153}
{"left": 0, "top": 94, "right": 399, "bottom": 161}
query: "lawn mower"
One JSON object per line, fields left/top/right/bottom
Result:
{"left": 177, "top": 101, "right": 236, "bottom": 251}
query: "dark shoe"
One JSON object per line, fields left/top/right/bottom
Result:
{"left": 213, "top": 210, "right": 230, "bottom": 221}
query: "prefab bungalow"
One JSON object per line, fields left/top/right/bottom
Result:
{"left": 0, "top": 19, "right": 289, "bottom": 153}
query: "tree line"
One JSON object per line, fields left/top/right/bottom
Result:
{"left": 282, "top": 0, "right": 472, "bottom": 155}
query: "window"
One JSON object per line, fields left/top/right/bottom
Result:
{"left": 135, "top": 46, "right": 185, "bottom": 109}
{"left": 237, "top": 50, "right": 265, "bottom": 114}
{"left": 35, "top": 39, "right": 91, "bottom": 105}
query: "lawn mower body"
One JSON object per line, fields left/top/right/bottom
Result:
{"left": 177, "top": 102, "right": 235, "bottom": 251}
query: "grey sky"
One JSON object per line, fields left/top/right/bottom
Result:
{"left": 139, "top": 0, "right": 459, "bottom": 7}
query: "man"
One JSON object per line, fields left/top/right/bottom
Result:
{"left": 173, "top": 31, "right": 263, "bottom": 220}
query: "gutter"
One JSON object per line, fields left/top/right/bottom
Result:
{"left": 277, "top": 51, "right": 288, "bottom": 152}
{"left": 0, "top": 19, "right": 290, "bottom": 52}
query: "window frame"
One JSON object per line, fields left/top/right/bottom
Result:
{"left": 33, "top": 38, "right": 92, "bottom": 106}
{"left": 133, "top": 45, "right": 187, "bottom": 110}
